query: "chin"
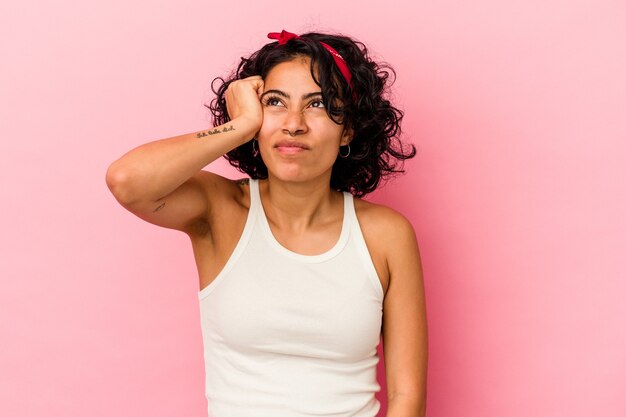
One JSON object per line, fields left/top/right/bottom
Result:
{"left": 269, "top": 168, "right": 306, "bottom": 183}
{"left": 263, "top": 153, "right": 335, "bottom": 183}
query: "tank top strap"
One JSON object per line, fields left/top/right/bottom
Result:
{"left": 342, "top": 189, "right": 355, "bottom": 225}
{"left": 344, "top": 190, "right": 385, "bottom": 301}
{"left": 249, "top": 177, "right": 260, "bottom": 212}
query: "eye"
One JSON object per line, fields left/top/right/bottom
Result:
{"left": 309, "top": 99, "right": 325, "bottom": 108}
{"left": 263, "top": 96, "right": 283, "bottom": 107}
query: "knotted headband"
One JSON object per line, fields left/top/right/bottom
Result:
{"left": 267, "top": 30, "right": 356, "bottom": 100}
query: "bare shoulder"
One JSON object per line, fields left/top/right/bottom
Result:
{"left": 192, "top": 171, "right": 250, "bottom": 202}
{"left": 353, "top": 197, "right": 420, "bottom": 296}
{"left": 353, "top": 197, "right": 417, "bottom": 244}
{"left": 185, "top": 172, "right": 249, "bottom": 236}
{"left": 193, "top": 170, "right": 244, "bottom": 195}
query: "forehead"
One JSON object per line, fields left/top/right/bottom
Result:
{"left": 264, "top": 56, "right": 320, "bottom": 91}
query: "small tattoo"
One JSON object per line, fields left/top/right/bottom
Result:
{"left": 196, "top": 125, "right": 235, "bottom": 138}
{"left": 153, "top": 202, "right": 166, "bottom": 212}
{"left": 237, "top": 178, "right": 249, "bottom": 186}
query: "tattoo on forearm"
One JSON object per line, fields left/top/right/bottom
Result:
{"left": 196, "top": 125, "right": 235, "bottom": 138}
{"left": 153, "top": 202, "right": 166, "bottom": 212}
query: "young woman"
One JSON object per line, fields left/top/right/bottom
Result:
{"left": 106, "top": 29, "right": 428, "bottom": 417}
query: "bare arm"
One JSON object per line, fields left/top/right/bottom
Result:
{"left": 382, "top": 210, "right": 428, "bottom": 417}
{"left": 105, "top": 76, "right": 264, "bottom": 234}
{"left": 106, "top": 119, "right": 255, "bottom": 203}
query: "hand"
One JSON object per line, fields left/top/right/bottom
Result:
{"left": 225, "top": 75, "right": 264, "bottom": 137}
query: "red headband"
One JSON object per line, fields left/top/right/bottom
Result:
{"left": 267, "top": 30, "right": 356, "bottom": 100}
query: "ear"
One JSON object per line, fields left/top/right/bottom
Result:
{"left": 340, "top": 126, "right": 354, "bottom": 146}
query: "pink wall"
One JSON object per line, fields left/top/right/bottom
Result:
{"left": 2, "top": 1, "right": 625, "bottom": 416}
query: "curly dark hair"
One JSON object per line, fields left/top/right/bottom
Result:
{"left": 206, "top": 30, "right": 416, "bottom": 197}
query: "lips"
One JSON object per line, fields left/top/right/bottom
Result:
{"left": 275, "top": 140, "right": 310, "bottom": 149}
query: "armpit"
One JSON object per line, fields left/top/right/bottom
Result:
{"left": 186, "top": 217, "right": 210, "bottom": 237}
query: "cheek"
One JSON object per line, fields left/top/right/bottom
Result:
{"left": 257, "top": 114, "right": 280, "bottom": 139}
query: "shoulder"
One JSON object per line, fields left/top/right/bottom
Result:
{"left": 353, "top": 197, "right": 416, "bottom": 243}
{"left": 189, "top": 173, "right": 251, "bottom": 231}
{"left": 353, "top": 197, "right": 421, "bottom": 293}
{"left": 193, "top": 172, "right": 250, "bottom": 204}
{"left": 235, "top": 177, "right": 250, "bottom": 186}
{"left": 353, "top": 197, "right": 419, "bottom": 272}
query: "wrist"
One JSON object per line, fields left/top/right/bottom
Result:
{"left": 231, "top": 116, "right": 261, "bottom": 139}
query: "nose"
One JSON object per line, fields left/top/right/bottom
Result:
{"left": 282, "top": 108, "right": 308, "bottom": 137}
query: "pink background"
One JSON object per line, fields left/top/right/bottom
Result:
{"left": 2, "top": 1, "right": 625, "bottom": 416}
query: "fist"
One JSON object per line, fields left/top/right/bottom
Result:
{"left": 225, "top": 75, "right": 264, "bottom": 133}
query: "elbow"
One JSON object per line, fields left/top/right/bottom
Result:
{"left": 105, "top": 164, "right": 138, "bottom": 205}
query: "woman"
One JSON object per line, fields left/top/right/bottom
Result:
{"left": 106, "top": 29, "right": 427, "bottom": 417}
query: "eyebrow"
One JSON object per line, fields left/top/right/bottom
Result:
{"left": 260, "top": 89, "right": 322, "bottom": 100}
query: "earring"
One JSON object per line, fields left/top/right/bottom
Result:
{"left": 252, "top": 138, "right": 259, "bottom": 157}
{"left": 339, "top": 144, "right": 351, "bottom": 158}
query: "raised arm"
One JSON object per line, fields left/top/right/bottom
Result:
{"left": 105, "top": 76, "right": 264, "bottom": 235}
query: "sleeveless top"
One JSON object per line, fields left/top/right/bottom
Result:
{"left": 197, "top": 178, "right": 385, "bottom": 417}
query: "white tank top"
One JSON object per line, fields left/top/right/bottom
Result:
{"left": 197, "top": 178, "right": 384, "bottom": 417}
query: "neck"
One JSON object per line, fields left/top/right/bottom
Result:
{"left": 259, "top": 174, "right": 343, "bottom": 232}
